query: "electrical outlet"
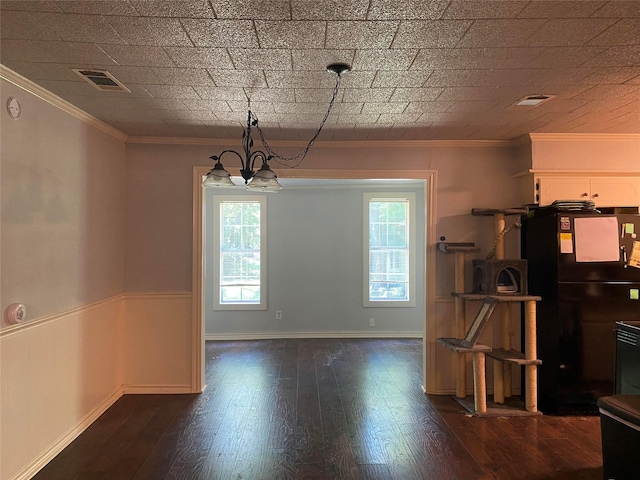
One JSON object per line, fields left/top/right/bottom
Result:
{"left": 369, "top": 317, "right": 375, "bottom": 327}
{"left": 276, "top": 310, "right": 283, "bottom": 320}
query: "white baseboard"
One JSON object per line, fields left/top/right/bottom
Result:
{"left": 11, "top": 389, "right": 123, "bottom": 480}
{"left": 122, "top": 384, "right": 194, "bottom": 394}
{"left": 205, "top": 331, "right": 422, "bottom": 341}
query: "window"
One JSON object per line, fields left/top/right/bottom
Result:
{"left": 364, "top": 193, "right": 415, "bottom": 307}
{"left": 213, "top": 196, "right": 266, "bottom": 310}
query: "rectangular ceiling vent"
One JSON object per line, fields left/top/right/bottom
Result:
{"left": 72, "top": 69, "right": 131, "bottom": 92}
{"left": 508, "top": 94, "right": 555, "bottom": 110}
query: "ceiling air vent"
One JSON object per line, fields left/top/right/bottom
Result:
{"left": 72, "top": 69, "right": 130, "bottom": 92}
{"left": 512, "top": 94, "right": 555, "bottom": 108}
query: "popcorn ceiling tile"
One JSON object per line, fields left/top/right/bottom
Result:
{"left": 353, "top": 49, "right": 418, "bottom": 71}
{"left": 425, "top": 69, "right": 541, "bottom": 87}
{"left": 526, "top": 46, "right": 608, "bottom": 68}
{"left": 392, "top": 20, "right": 471, "bottom": 48}
{"left": 326, "top": 21, "right": 398, "bottom": 49}
{"left": 179, "top": 99, "right": 232, "bottom": 111}
{"left": 438, "top": 86, "right": 532, "bottom": 101}
{"left": 54, "top": 0, "right": 138, "bottom": 15}
{"left": 0, "top": 39, "right": 115, "bottom": 64}
{"left": 335, "top": 113, "right": 382, "bottom": 123}
{"left": 588, "top": 19, "right": 640, "bottom": 46}
{"left": 291, "top": 49, "right": 355, "bottom": 71}
{"left": 572, "top": 84, "right": 640, "bottom": 100}
{"left": 1, "top": 1, "right": 62, "bottom": 12}
{"left": 106, "top": 16, "right": 193, "bottom": 46}
{"left": 517, "top": 1, "right": 607, "bottom": 18}
{"left": 0, "top": 11, "right": 60, "bottom": 40}
{"left": 98, "top": 44, "right": 176, "bottom": 67}
{"left": 456, "top": 19, "right": 548, "bottom": 48}
{"left": 228, "top": 49, "right": 292, "bottom": 70}
{"left": 362, "top": 102, "right": 408, "bottom": 113}
{"left": 182, "top": 19, "right": 258, "bottom": 48}
{"left": 291, "top": 0, "right": 369, "bottom": 20}
{"left": 152, "top": 68, "right": 215, "bottom": 86}
{"left": 526, "top": 68, "right": 596, "bottom": 86}
{"left": 142, "top": 85, "right": 200, "bottom": 98}
{"left": 464, "top": 48, "right": 547, "bottom": 69}
{"left": 342, "top": 88, "right": 393, "bottom": 102}
{"left": 227, "top": 100, "right": 274, "bottom": 113}
{"left": 208, "top": 69, "right": 267, "bottom": 87}
{"left": 367, "top": 0, "right": 449, "bottom": 20}
{"left": 100, "top": 66, "right": 165, "bottom": 84}
{"left": 525, "top": 19, "right": 618, "bottom": 47}
{"left": 239, "top": 88, "right": 295, "bottom": 103}
{"left": 593, "top": 1, "right": 640, "bottom": 17}
{"left": 294, "top": 88, "right": 342, "bottom": 103}
{"left": 377, "top": 112, "right": 421, "bottom": 123}
{"left": 192, "top": 86, "right": 247, "bottom": 100}
{"left": 210, "top": 0, "right": 291, "bottom": 20}
{"left": 405, "top": 101, "right": 454, "bottom": 113}
{"left": 442, "top": 0, "right": 528, "bottom": 19}
{"left": 446, "top": 100, "right": 500, "bottom": 113}
{"left": 273, "top": 102, "right": 362, "bottom": 114}
{"left": 165, "top": 47, "right": 233, "bottom": 68}
{"left": 171, "top": 110, "right": 220, "bottom": 120}
{"left": 372, "top": 70, "right": 431, "bottom": 88}
{"left": 265, "top": 70, "right": 340, "bottom": 89}
{"left": 389, "top": 87, "right": 443, "bottom": 102}
{"left": 255, "top": 21, "right": 325, "bottom": 49}
{"left": 580, "top": 46, "right": 640, "bottom": 68}
{"left": 27, "top": 12, "right": 126, "bottom": 43}
{"left": 129, "top": 0, "right": 214, "bottom": 18}
{"left": 411, "top": 48, "right": 478, "bottom": 70}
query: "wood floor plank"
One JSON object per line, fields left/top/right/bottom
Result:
{"left": 32, "top": 339, "right": 604, "bottom": 480}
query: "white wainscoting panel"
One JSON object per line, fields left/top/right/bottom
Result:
{"left": 0, "top": 296, "right": 123, "bottom": 480}
{"left": 122, "top": 293, "right": 193, "bottom": 393}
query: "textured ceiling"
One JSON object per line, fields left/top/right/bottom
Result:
{"left": 1, "top": 0, "right": 639, "bottom": 141}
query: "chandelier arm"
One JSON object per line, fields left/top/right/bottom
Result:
{"left": 252, "top": 71, "right": 343, "bottom": 168}
{"left": 211, "top": 150, "right": 245, "bottom": 165}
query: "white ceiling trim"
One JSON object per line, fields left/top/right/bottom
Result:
{"left": 126, "top": 135, "right": 513, "bottom": 148}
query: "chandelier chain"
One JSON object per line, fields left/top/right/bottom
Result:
{"left": 251, "top": 72, "right": 343, "bottom": 168}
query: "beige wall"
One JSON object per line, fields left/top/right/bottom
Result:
{"left": 1, "top": 77, "right": 126, "bottom": 480}
{"left": 1, "top": 80, "right": 126, "bottom": 325}
{"left": 125, "top": 141, "right": 524, "bottom": 297}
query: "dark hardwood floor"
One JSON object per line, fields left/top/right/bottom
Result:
{"left": 33, "top": 339, "right": 603, "bottom": 480}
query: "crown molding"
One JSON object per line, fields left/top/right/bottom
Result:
{"left": 126, "top": 136, "right": 513, "bottom": 148}
{"left": 529, "top": 132, "right": 640, "bottom": 142}
{"left": 0, "top": 64, "right": 128, "bottom": 142}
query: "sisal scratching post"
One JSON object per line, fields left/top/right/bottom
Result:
{"left": 473, "top": 352, "right": 487, "bottom": 413}
{"left": 454, "top": 251, "right": 467, "bottom": 398}
{"left": 524, "top": 300, "right": 538, "bottom": 413}
{"left": 502, "top": 305, "right": 513, "bottom": 398}
{"left": 494, "top": 213, "right": 506, "bottom": 260}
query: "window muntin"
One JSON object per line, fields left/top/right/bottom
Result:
{"left": 364, "top": 193, "right": 415, "bottom": 307}
{"left": 214, "top": 196, "right": 266, "bottom": 310}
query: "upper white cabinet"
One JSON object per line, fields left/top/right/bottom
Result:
{"left": 538, "top": 176, "right": 640, "bottom": 207}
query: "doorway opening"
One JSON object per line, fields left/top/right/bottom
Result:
{"left": 192, "top": 168, "right": 437, "bottom": 393}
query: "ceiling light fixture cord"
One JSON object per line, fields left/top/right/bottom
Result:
{"left": 251, "top": 71, "right": 344, "bottom": 168}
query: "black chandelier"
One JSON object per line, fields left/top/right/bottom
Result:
{"left": 202, "top": 63, "right": 351, "bottom": 192}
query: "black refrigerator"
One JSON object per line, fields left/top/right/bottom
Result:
{"left": 521, "top": 210, "right": 640, "bottom": 414}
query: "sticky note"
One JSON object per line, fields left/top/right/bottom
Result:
{"left": 560, "top": 233, "right": 573, "bottom": 254}
{"left": 631, "top": 289, "right": 639, "bottom": 300}
{"left": 626, "top": 223, "right": 635, "bottom": 234}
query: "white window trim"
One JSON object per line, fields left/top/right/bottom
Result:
{"left": 212, "top": 195, "right": 267, "bottom": 311}
{"left": 363, "top": 192, "right": 416, "bottom": 307}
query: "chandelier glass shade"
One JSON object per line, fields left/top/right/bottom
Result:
{"left": 202, "top": 63, "right": 350, "bottom": 191}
